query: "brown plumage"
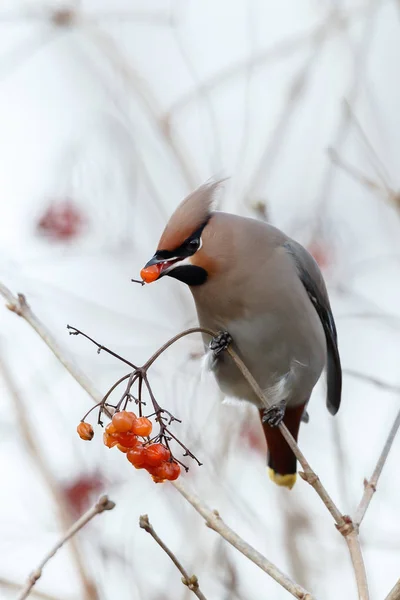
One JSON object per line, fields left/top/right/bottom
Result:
{"left": 140, "top": 181, "right": 342, "bottom": 488}
{"left": 157, "top": 182, "right": 220, "bottom": 252}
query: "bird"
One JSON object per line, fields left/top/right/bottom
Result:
{"left": 140, "top": 181, "right": 342, "bottom": 489}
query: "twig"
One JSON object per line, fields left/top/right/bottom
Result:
{"left": 344, "top": 531, "right": 369, "bottom": 600}
{"left": 17, "top": 496, "right": 115, "bottom": 600}
{"left": 0, "top": 578, "right": 59, "bottom": 600}
{"left": 385, "top": 578, "right": 400, "bottom": 600}
{"left": 82, "top": 24, "right": 198, "bottom": 188}
{"left": 171, "top": 480, "right": 315, "bottom": 600}
{"left": 328, "top": 147, "right": 388, "bottom": 197}
{"left": 165, "top": 5, "right": 367, "bottom": 121}
{"left": 0, "top": 355, "right": 97, "bottom": 600}
{"left": 139, "top": 514, "right": 208, "bottom": 600}
{"left": 243, "top": 28, "right": 326, "bottom": 205}
{"left": 224, "top": 344, "right": 370, "bottom": 599}
{"left": 344, "top": 369, "right": 400, "bottom": 394}
{"left": 223, "top": 343, "right": 345, "bottom": 525}
{"left": 0, "top": 284, "right": 107, "bottom": 409}
{"left": 312, "top": 0, "right": 380, "bottom": 239}
{"left": 354, "top": 408, "right": 400, "bottom": 526}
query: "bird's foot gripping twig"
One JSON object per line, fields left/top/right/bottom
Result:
{"left": 209, "top": 331, "right": 232, "bottom": 357}
{"left": 261, "top": 400, "right": 286, "bottom": 427}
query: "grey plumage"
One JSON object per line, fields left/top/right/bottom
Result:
{"left": 190, "top": 212, "right": 333, "bottom": 413}
{"left": 141, "top": 182, "right": 342, "bottom": 486}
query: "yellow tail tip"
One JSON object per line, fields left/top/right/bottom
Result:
{"left": 268, "top": 468, "right": 297, "bottom": 489}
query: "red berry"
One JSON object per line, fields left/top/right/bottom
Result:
{"left": 148, "top": 460, "right": 181, "bottom": 482}
{"left": 103, "top": 432, "right": 119, "bottom": 448}
{"left": 116, "top": 444, "right": 129, "bottom": 453}
{"left": 163, "top": 461, "right": 181, "bottom": 481}
{"left": 127, "top": 446, "right": 147, "bottom": 468}
{"left": 132, "top": 417, "right": 152, "bottom": 437}
{"left": 77, "top": 422, "right": 94, "bottom": 441}
{"left": 105, "top": 423, "right": 117, "bottom": 435}
{"left": 115, "top": 432, "right": 139, "bottom": 448}
{"left": 36, "top": 199, "right": 86, "bottom": 241}
{"left": 112, "top": 411, "right": 137, "bottom": 433}
{"left": 144, "top": 443, "right": 170, "bottom": 467}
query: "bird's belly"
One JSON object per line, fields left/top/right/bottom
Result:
{"left": 202, "top": 314, "right": 325, "bottom": 409}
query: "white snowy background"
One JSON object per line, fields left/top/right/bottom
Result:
{"left": 0, "top": 0, "right": 400, "bottom": 599}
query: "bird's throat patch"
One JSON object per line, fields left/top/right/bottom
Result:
{"left": 167, "top": 265, "right": 207, "bottom": 286}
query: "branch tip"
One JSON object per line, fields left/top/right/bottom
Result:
{"left": 96, "top": 495, "right": 115, "bottom": 512}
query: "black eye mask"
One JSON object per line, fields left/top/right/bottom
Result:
{"left": 156, "top": 219, "right": 209, "bottom": 260}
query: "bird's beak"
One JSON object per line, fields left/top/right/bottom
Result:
{"left": 140, "top": 254, "right": 180, "bottom": 284}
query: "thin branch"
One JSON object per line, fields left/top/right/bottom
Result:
{"left": 328, "top": 147, "right": 388, "bottom": 196}
{"left": 312, "top": 0, "right": 380, "bottom": 232}
{"left": 224, "top": 342, "right": 345, "bottom": 526}
{"left": 171, "top": 480, "right": 316, "bottom": 600}
{"left": 0, "top": 578, "right": 59, "bottom": 600}
{"left": 224, "top": 344, "right": 369, "bottom": 599}
{"left": 82, "top": 24, "right": 198, "bottom": 188}
{"left": 0, "top": 355, "right": 96, "bottom": 600}
{"left": 354, "top": 408, "right": 400, "bottom": 526}
{"left": 344, "top": 368, "right": 400, "bottom": 394}
{"left": 67, "top": 325, "right": 138, "bottom": 369}
{"left": 165, "top": 5, "right": 367, "bottom": 121}
{"left": 17, "top": 496, "right": 115, "bottom": 600}
{"left": 139, "top": 515, "right": 208, "bottom": 600}
{"left": 0, "top": 284, "right": 104, "bottom": 406}
{"left": 344, "top": 531, "right": 369, "bottom": 600}
{"left": 243, "top": 29, "right": 326, "bottom": 204}
{"left": 385, "top": 578, "right": 400, "bottom": 600}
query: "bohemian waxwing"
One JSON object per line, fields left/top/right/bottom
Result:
{"left": 140, "top": 181, "right": 342, "bottom": 489}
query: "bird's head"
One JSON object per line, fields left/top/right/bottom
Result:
{"left": 140, "top": 181, "right": 223, "bottom": 287}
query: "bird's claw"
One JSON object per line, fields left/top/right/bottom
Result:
{"left": 261, "top": 400, "right": 286, "bottom": 427}
{"left": 209, "top": 331, "right": 232, "bottom": 357}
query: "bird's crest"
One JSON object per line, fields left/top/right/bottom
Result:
{"left": 157, "top": 180, "right": 224, "bottom": 251}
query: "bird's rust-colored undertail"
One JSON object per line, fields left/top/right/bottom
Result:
{"left": 259, "top": 403, "right": 305, "bottom": 489}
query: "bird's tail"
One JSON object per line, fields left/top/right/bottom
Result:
{"left": 259, "top": 404, "right": 305, "bottom": 490}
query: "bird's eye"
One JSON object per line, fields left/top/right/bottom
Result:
{"left": 186, "top": 238, "right": 200, "bottom": 253}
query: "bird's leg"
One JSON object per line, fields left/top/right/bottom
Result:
{"left": 261, "top": 400, "right": 286, "bottom": 427}
{"left": 209, "top": 330, "right": 233, "bottom": 357}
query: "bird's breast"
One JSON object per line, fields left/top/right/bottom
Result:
{"left": 196, "top": 307, "right": 326, "bottom": 409}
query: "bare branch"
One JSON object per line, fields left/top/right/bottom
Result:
{"left": 224, "top": 345, "right": 370, "bottom": 598}
{"left": 0, "top": 283, "right": 104, "bottom": 405}
{"left": 81, "top": 25, "right": 198, "bottom": 188}
{"left": 139, "top": 515, "right": 208, "bottom": 600}
{"left": 165, "top": 6, "right": 368, "bottom": 121}
{"left": 355, "top": 409, "right": 400, "bottom": 526}
{"left": 343, "top": 531, "right": 370, "bottom": 600}
{"left": 344, "top": 368, "right": 400, "bottom": 394}
{"left": 0, "top": 578, "right": 59, "bottom": 600}
{"left": 0, "top": 354, "right": 97, "bottom": 600}
{"left": 171, "top": 480, "right": 316, "bottom": 600}
{"left": 16, "top": 496, "right": 115, "bottom": 600}
{"left": 385, "top": 578, "right": 400, "bottom": 600}
{"left": 223, "top": 342, "right": 345, "bottom": 526}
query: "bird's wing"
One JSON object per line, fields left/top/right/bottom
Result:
{"left": 283, "top": 240, "right": 342, "bottom": 415}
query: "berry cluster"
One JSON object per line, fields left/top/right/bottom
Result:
{"left": 77, "top": 410, "right": 181, "bottom": 482}
{"left": 71, "top": 325, "right": 202, "bottom": 482}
